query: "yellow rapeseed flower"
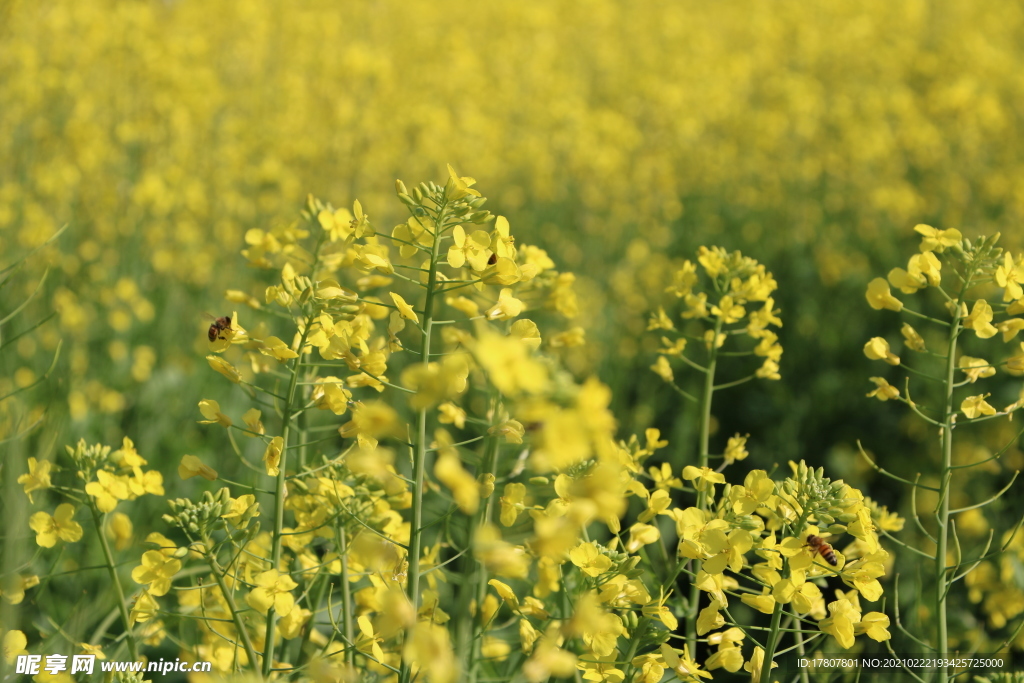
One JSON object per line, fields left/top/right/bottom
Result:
{"left": 29, "top": 504, "right": 83, "bottom": 548}
{"left": 856, "top": 612, "right": 891, "bottom": 641}
{"left": 18, "top": 457, "right": 51, "bottom": 503}
{"left": 962, "top": 394, "right": 997, "bottom": 419}
{"left": 914, "top": 224, "right": 962, "bottom": 253}
{"left": 197, "top": 399, "right": 232, "bottom": 427}
{"left": 131, "top": 550, "right": 181, "bottom": 597}
{"left": 107, "top": 512, "right": 133, "bottom": 551}
{"left": 263, "top": 436, "right": 284, "bottom": 476}
{"left": 85, "top": 470, "right": 130, "bottom": 513}
{"left": 569, "top": 542, "right": 612, "bottom": 577}
{"left": 178, "top": 454, "right": 218, "bottom": 481}
{"left": 2, "top": 630, "right": 28, "bottom": 664}
{"left": 863, "top": 337, "right": 900, "bottom": 365}
{"left": 0, "top": 574, "right": 39, "bottom": 605}
{"left": 390, "top": 292, "right": 420, "bottom": 323}
{"left": 901, "top": 322, "right": 926, "bottom": 351}
{"left": 259, "top": 335, "right": 300, "bottom": 361}
{"left": 865, "top": 277, "right": 903, "bottom": 311}
{"left": 866, "top": 377, "right": 900, "bottom": 401}
{"left": 963, "top": 300, "right": 998, "bottom": 339}
{"left": 819, "top": 598, "right": 860, "bottom": 649}
{"left": 246, "top": 569, "right": 298, "bottom": 615}
{"left": 206, "top": 355, "right": 241, "bottom": 383}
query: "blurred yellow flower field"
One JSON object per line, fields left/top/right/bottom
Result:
{"left": 2, "top": 1, "right": 1024, "bottom": 681}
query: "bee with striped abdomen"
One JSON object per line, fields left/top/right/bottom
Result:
{"left": 806, "top": 534, "right": 838, "bottom": 566}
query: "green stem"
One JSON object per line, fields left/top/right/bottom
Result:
{"left": 758, "top": 599, "right": 784, "bottom": 683}
{"left": 292, "top": 568, "right": 328, "bottom": 666}
{"left": 89, "top": 505, "right": 140, "bottom": 661}
{"left": 686, "top": 317, "right": 722, "bottom": 655}
{"left": 793, "top": 616, "right": 811, "bottom": 683}
{"left": 339, "top": 527, "right": 355, "bottom": 667}
{"left": 934, "top": 285, "right": 965, "bottom": 682}
{"left": 262, "top": 318, "right": 313, "bottom": 677}
{"left": 399, "top": 197, "right": 447, "bottom": 683}
{"left": 466, "top": 435, "right": 501, "bottom": 683}
{"left": 622, "top": 616, "right": 653, "bottom": 683}
{"left": 207, "top": 551, "right": 261, "bottom": 672}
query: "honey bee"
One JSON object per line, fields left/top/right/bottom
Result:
{"left": 207, "top": 315, "right": 232, "bottom": 342}
{"left": 806, "top": 534, "right": 838, "bottom": 566}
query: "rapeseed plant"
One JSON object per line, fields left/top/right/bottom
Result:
{"left": 863, "top": 225, "right": 1024, "bottom": 681}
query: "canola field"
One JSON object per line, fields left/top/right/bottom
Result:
{"left": 2, "top": 1, "right": 1024, "bottom": 681}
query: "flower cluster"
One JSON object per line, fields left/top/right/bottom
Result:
{"left": 651, "top": 246, "right": 783, "bottom": 388}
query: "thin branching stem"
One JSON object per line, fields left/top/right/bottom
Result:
{"left": 399, "top": 192, "right": 448, "bottom": 683}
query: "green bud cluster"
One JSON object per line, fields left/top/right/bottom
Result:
{"left": 163, "top": 487, "right": 233, "bottom": 539}
{"left": 563, "top": 458, "right": 597, "bottom": 480}
{"left": 65, "top": 439, "right": 112, "bottom": 478}
{"left": 400, "top": 177, "right": 493, "bottom": 225}
{"left": 958, "top": 232, "right": 1002, "bottom": 272}
{"left": 596, "top": 544, "right": 645, "bottom": 579}
{"left": 782, "top": 460, "right": 856, "bottom": 530}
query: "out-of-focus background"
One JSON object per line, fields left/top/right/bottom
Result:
{"left": 2, "top": 0, "right": 1024, "bottom": 657}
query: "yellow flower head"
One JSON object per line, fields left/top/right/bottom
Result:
{"left": 198, "top": 399, "right": 232, "bottom": 427}
{"left": 865, "top": 278, "right": 903, "bottom": 311}
{"left": 263, "top": 436, "right": 285, "bottom": 476}
{"left": 866, "top": 377, "right": 899, "bottom": 401}
{"left": 246, "top": 569, "right": 298, "bottom": 615}
{"left": 131, "top": 550, "right": 181, "bottom": 597}
{"left": 2, "top": 630, "right": 28, "bottom": 664}
{"left": 29, "top": 504, "right": 83, "bottom": 548}
{"left": 963, "top": 300, "right": 998, "bottom": 339}
{"left": 819, "top": 597, "right": 861, "bottom": 649}
{"left": 962, "top": 394, "right": 997, "bottom": 419}
{"left": 914, "top": 224, "right": 962, "bottom": 253}
{"left": 259, "top": 335, "right": 300, "bottom": 361}
{"left": 18, "top": 457, "right": 52, "bottom": 503}
{"left": 178, "top": 454, "right": 218, "bottom": 481}
{"left": 863, "top": 337, "right": 900, "bottom": 365}
{"left": 85, "top": 470, "right": 131, "bottom": 513}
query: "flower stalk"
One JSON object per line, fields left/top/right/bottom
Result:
{"left": 89, "top": 503, "right": 139, "bottom": 661}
